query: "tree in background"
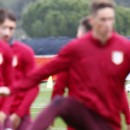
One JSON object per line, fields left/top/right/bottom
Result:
{"left": 0, "top": 1, "right": 5, "bottom": 8}
{"left": 22, "top": 0, "right": 130, "bottom": 38}
{"left": 10, "top": 0, "right": 37, "bottom": 19}
{"left": 115, "top": 6, "right": 130, "bottom": 35}
{"left": 115, "top": 0, "right": 130, "bottom": 7}
{"left": 22, "top": 0, "right": 90, "bottom": 37}
{"left": 0, "top": 0, "right": 38, "bottom": 18}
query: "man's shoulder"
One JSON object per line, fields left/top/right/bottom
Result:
{"left": 114, "top": 33, "right": 129, "bottom": 43}
{"left": 66, "top": 33, "right": 90, "bottom": 48}
{"left": 115, "top": 34, "right": 130, "bottom": 55}
{"left": 0, "top": 40, "right": 12, "bottom": 54}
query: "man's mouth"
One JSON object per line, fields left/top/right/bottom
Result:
{"left": 3, "top": 36, "right": 9, "bottom": 42}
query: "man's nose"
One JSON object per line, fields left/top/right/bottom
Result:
{"left": 3, "top": 29, "right": 10, "bottom": 36}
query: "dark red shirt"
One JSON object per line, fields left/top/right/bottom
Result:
{"left": 0, "top": 40, "right": 14, "bottom": 114}
{"left": 16, "top": 32, "right": 130, "bottom": 130}
{"left": 51, "top": 72, "right": 68, "bottom": 99}
{"left": 10, "top": 41, "right": 39, "bottom": 118}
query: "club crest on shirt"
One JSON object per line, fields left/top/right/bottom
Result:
{"left": 112, "top": 51, "right": 124, "bottom": 65}
{"left": 12, "top": 55, "right": 18, "bottom": 67}
{"left": 0, "top": 53, "right": 3, "bottom": 65}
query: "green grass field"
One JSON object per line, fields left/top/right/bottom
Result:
{"left": 30, "top": 82, "right": 130, "bottom": 130}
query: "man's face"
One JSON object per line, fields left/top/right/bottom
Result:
{"left": 0, "top": 18, "right": 16, "bottom": 42}
{"left": 91, "top": 7, "right": 115, "bottom": 38}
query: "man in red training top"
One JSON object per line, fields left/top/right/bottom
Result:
{"left": 0, "top": 11, "right": 14, "bottom": 130}
{"left": 51, "top": 16, "right": 91, "bottom": 130}
{"left": 14, "top": 1, "right": 130, "bottom": 130}
{"left": 52, "top": 15, "right": 130, "bottom": 130}
{"left": 0, "top": 9, "right": 39, "bottom": 130}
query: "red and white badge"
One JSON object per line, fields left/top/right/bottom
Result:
{"left": 12, "top": 55, "right": 18, "bottom": 67}
{"left": 0, "top": 53, "right": 3, "bottom": 65}
{"left": 112, "top": 51, "right": 124, "bottom": 65}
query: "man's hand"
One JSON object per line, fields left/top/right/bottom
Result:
{"left": 0, "top": 112, "right": 6, "bottom": 124}
{"left": 10, "top": 113, "right": 21, "bottom": 129}
{"left": 0, "top": 87, "right": 10, "bottom": 96}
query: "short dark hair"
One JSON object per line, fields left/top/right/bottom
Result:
{"left": 0, "top": 9, "right": 16, "bottom": 24}
{"left": 79, "top": 16, "right": 91, "bottom": 31}
{"left": 90, "top": 2, "right": 115, "bottom": 15}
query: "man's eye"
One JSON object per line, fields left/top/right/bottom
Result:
{"left": 2, "top": 27, "right": 6, "bottom": 29}
{"left": 101, "top": 18, "right": 106, "bottom": 21}
{"left": 10, "top": 27, "right": 14, "bottom": 30}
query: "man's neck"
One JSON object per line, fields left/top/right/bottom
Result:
{"left": 92, "top": 31, "right": 112, "bottom": 45}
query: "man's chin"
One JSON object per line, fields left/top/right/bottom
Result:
{"left": 3, "top": 38, "right": 9, "bottom": 42}
{"left": 103, "top": 31, "right": 113, "bottom": 38}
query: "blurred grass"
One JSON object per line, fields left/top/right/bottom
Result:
{"left": 31, "top": 82, "right": 130, "bottom": 130}
{"left": 31, "top": 82, "right": 67, "bottom": 130}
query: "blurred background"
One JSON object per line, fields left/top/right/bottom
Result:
{"left": 0, "top": 0, "right": 130, "bottom": 39}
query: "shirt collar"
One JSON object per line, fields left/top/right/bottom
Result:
{"left": 89, "top": 31, "right": 115, "bottom": 47}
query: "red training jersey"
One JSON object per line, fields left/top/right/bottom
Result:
{"left": 10, "top": 41, "right": 39, "bottom": 118}
{"left": 0, "top": 40, "right": 14, "bottom": 114}
{"left": 15, "top": 32, "right": 130, "bottom": 130}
